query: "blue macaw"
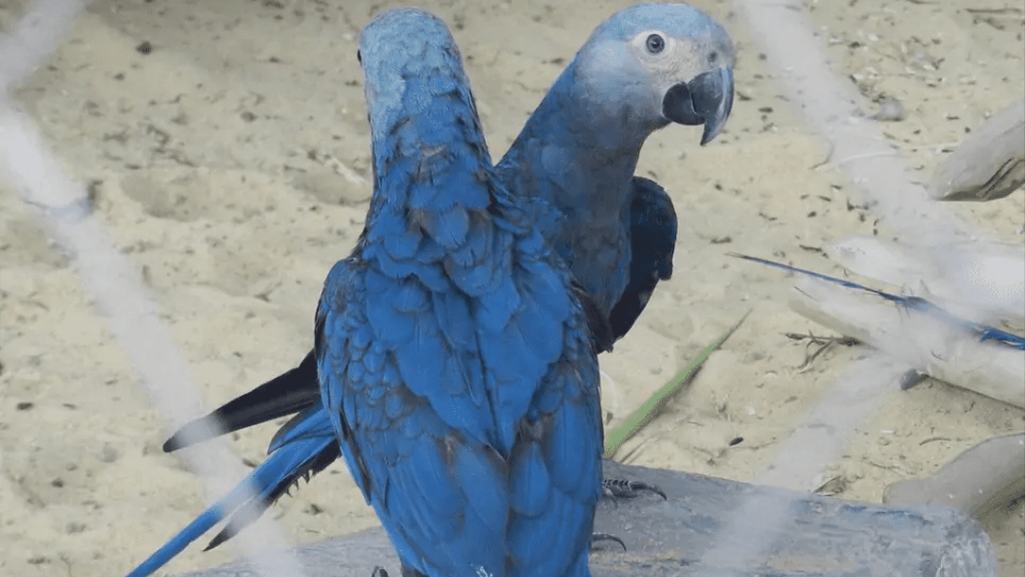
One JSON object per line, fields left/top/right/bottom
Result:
{"left": 124, "top": 3, "right": 735, "bottom": 575}
{"left": 128, "top": 8, "right": 604, "bottom": 577}
{"left": 317, "top": 10, "right": 604, "bottom": 575}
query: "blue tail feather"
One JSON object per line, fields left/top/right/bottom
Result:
{"left": 731, "top": 252, "right": 1025, "bottom": 350}
{"left": 125, "top": 407, "right": 337, "bottom": 577}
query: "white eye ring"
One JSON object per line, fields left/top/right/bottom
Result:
{"left": 632, "top": 30, "right": 672, "bottom": 58}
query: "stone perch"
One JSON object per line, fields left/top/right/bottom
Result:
{"left": 174, "top": 462, "right": 996, "bottom": 577}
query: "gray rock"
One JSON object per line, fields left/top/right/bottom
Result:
{"left": 176, "top": 461, "right": 997, "bottom": 577}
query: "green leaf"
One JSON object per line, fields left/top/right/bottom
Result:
{"left": 603, "top": 310, "right": 750, "bottom": 460}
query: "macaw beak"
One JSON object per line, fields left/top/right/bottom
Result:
{"left": 661, "top": 66, "right": 735, "bottom": 145}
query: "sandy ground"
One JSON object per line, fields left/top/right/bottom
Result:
{"left": 0, "top": 0, "right": 1022, "bottom": 575}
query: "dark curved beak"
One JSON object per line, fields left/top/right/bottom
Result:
{"left": 662, "top": 66, "right": 734, "bottom": 145}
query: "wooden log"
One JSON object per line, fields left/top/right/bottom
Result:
{"left": 173, "top": 462, "right": 997, "bottom": 577}
{"left": 885, "top": 433, "right": 1025, "bottom": 520}
{"left": 929, "top": 98, "right": 1025, "bottom": 202}
{"left": 788, "top": 275, "right": 1025, "bottom": 409}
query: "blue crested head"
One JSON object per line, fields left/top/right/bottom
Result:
{"left": 587, "top": 3, "right": 729, "bottom": 44}
{"left": 558, "top": 2, "right": 736, "bottom": 147}
{"left": 357, "top": 8, "right": 493, "bottom": 227}
{"left": 357, "top": 8, "right": 498, "bottom": 264}
{"left": 358, "top": 8, "right": 490, "bottom": 170}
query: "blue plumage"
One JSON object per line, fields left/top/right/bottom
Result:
{"left": 609, "top": 177, "right": 679, "bottom": 340}
{"left": 312, "top": 11, "right": 601, "bottom": 576}
{"left": 126, "top": 4, "right": 737, "bottom": 576}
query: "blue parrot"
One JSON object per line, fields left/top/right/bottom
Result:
{"left": 316, "top": 11, "right": 604, "bottom": 575}
{"left": 124, "top": 3, "right": 735, "bottom": 575}
{"left": 494, "top": 3, "right": 733, "bottom": 318}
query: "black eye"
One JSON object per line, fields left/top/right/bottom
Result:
{"left": 356, "top": 50, "right": 362, "bottom": 64}
{"left": 645, "top": 34, "right": 665, "bottom": 54}
{"left": 709, "top": 51, "right": 718, "bottom": 64}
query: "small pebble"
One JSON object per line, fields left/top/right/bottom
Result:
{"left": 66, "top": 521, "right": 87, "bottom": 534}
{"left": 97, "top": 443, "right": 119, "bottom": 463}
{"left": 872, "top": 96, "right": 906, "bottom": 122}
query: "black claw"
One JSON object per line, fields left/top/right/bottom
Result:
{"left": 603, "top": 477, "right": 668, "bottom": 500}
{"left": 601, "top": 484, "right": 620, "bottom": 508}
{"left": 899, "top": 369, "right": 928, "bottom": 390}
{"left": 371, "top": 567, "right": 389, "bottom": 577}
{"left": 591, "top": 532, "right": 627, "bottom": 551}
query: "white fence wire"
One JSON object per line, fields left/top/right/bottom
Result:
{"left": 701, "top": 0, "right": 1006, "bottom": 568}
{"left": 0, "top": 2, "right": 308, "bottom": 576}
{"left": 732, "top": 0, "right": 992, "bottom": 491}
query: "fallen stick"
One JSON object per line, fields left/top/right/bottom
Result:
{"left": 929, "top": 98, "right": 1025, "bottom": 202}
{"left": 884, "top": 433, "right": 1025, "bottom": 519}
{"left": 788, "top": 275, "right": 1025, "bottom": 409}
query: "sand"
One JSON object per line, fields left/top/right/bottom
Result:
{"left": 0, "top": 0, "right": 1022, "bottom": 576}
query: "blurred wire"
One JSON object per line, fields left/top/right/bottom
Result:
{"left": 698, "top": 0, "right": 1008, "bottom": 569}
{"left": 0, "top": 2, "right": 308, "bottom": 576}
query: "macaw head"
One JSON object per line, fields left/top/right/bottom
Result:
{"left": 356, "top": 8, "right": 482, "bottom": 152}
{"left": 572, "top": 3, "right": 736, "bottom": 145}
{"left": 356, "top": 7, "right": 493, "bottom": 198}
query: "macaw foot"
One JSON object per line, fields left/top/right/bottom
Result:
{"left": 590, "top": 532, "right": 627, "bottom": 551}
{"left": 602, "top": 476, "right": 667, "bottom": 503}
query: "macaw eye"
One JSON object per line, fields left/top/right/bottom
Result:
{"left": 356, "top": 50, "right": 362, "bottom": 64}
{"left": 709, "top": 51, "right": 719, "bottom": 64}
{"left": 645, "top": 34, "right": 665, "bottom": 54}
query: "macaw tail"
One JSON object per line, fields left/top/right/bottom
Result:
{"left": 125, "top": 406, "right": 339, "bottom": 577}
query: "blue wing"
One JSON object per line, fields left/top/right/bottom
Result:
{"left": 316, "top": 237, "right": 601, "bottom": 577}
{"left": 158, "top": 287, "right": 612, "bottom": 457}
{"left": 608, "top": 177, "right": 678, "bottom": 341}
